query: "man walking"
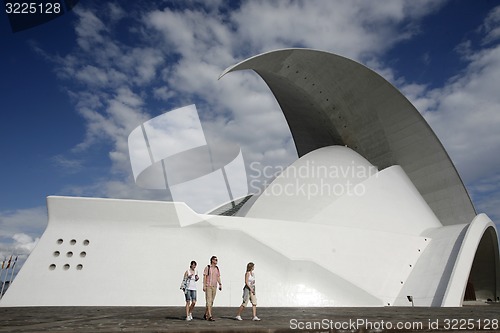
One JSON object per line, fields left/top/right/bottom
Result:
{"left": 203, "top": 255, "right": 222, "bottom": 321}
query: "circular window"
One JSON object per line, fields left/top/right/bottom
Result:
{"left": 53, "top": 251, "right": 60, "bottom": 257}
{"left": 67, "top": 252, "right": 73, "bottom": 257}
{"left": 70, "top": 239, "right": 77, "bottom": 245}
{"left": 83, "top": 239, "right": 90, "bottom": 246}
{"left": 80, "top": 251, "right": 86, "bottom": 258}
{"left": 76, "top": 264, "right": 83, "bottom": 270}
{"left": 49, "top": 264, "right": 56, "bottom": 270}
{"left": 57, "top": 239, "right": 63, "bottom": 245}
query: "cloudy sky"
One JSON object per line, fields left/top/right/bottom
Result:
{"left": 1, "top": 0, "right": 500, "bottom": 276}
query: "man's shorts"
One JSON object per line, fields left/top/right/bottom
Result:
{"left": 242, "top": 287, "right": 257, "bottom": 306}
{"left": 185, "top": 289, "right": 197, "bottom": 302}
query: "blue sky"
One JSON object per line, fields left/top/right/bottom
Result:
{"left": 1, "top": 0, "right": 500, "bottom": 275}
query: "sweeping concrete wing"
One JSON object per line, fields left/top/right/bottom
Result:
{"left": 220, "top": 48, "right": 475, "bottom": 227}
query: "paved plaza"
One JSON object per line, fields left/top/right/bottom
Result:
{"left": 0, "top": 303, "right": 499, "bottom": 332}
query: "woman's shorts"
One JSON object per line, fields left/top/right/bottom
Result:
{"left": 242, "top": 287, "right": 257, "bottom": 306}
{"left": 185, "top": 289, "right": 197, "bottom": 302}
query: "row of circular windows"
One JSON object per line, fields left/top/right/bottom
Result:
{"left": 56, "top": 239, "right": 90, "bottom": 246}
{"left": 54, "top": 251, "right": 86, "bottom": 258}
{"left": 49, "top": 264, "right": 83, "bottom": 271}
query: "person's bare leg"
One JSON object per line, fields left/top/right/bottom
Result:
{"left": 236, "top": 305, "right": 244, "bottom": 316}
{"left": 189, "top": 301, "right": 196, "bottom": 318}
{"left": 185, "top": 301, "right": 190, "bottom": 319}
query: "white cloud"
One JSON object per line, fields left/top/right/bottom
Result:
{"left": 11, "top": 233, "right": 39, "bottom": 255}
{"left": 231, "top": 0, "right": 446, "bottom": 59}
{"left": 75, "top": 65, "right": 110, "bottom": 86}
{"left": 481, "top": 5, "right": 500, "bottom": 45}
{"left": 0, "top": 207, "right": 47, "bottom": 236}
{"left": 107, "top": 2, "right": 126, "bottom": 22}
{"left": 419, "top": 40, "right": 500, "bottom": 185}
{"left": 153, "top": 86, "right": 175, "bottom": 101}
{"left": 74, "top": 9, "right": 107, "bottom": 51}
{"left": 0, "top": 207, "right": 45, "bottom": 261}
{"left": 469, "top": 173, "right": 500, "bottom": 221}
{"left": 388, "top": 5, "right": 500, "bottom": 221}
{"left": 51, "top": 155, "right": 84, "bottom": 173}
{"left": 118, "top": 48, "right": 165, "bottom": 85}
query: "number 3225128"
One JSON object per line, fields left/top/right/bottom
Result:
{"left": 6, "top": 2, "right": 61, "bottom": 14}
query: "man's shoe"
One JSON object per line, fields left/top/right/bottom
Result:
{"left": 208, "top": 317, "right": 215, "bottom": 321}
{"left": 252, "top": 316, "right": 261, "bottom": 321}
{"left": 235, "top": 315, "right": 242, "bottom": 321}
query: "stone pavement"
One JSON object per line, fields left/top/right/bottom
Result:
{"left": 0, "top": 304, "right": 499, "bottom": 332}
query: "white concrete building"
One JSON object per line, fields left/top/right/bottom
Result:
{"left": 1, "top": 49, "right": 498, "bottom": 307}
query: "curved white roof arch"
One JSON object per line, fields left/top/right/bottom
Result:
{"left": 221, "top": 48, "right": 475, "bottom": 226}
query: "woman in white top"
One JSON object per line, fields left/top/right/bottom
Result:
{"left": 180, "top": 260, "right": 199, "bottom": 321}
{"left": 235, "top": 262, "right": 260, "bottom": 321}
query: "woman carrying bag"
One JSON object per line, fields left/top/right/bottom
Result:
{"left": 235, "top": 262, "right": 261, "bottom": 321}
{"left": 180, "top": 260, "right": 199, "bottom": 321}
